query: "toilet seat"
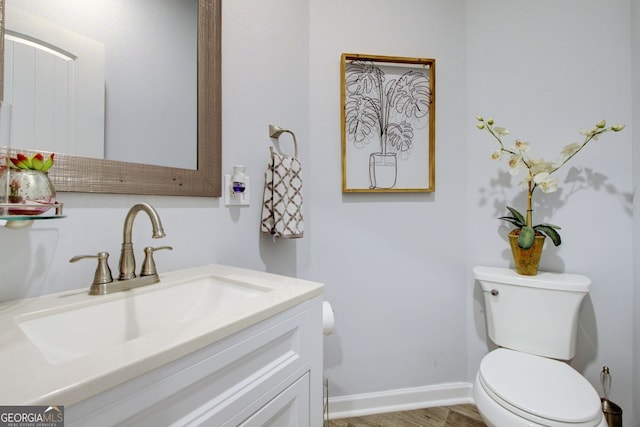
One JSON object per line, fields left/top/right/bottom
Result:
{"left": 478, "top": 349, "right": 602, "bottom": 427}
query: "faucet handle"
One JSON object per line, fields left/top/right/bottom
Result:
{"left": 140, "top": 246, "right": 173, "bottom": 277}
{"left": 69, "top": 252, "right": 114, "bottom": 286}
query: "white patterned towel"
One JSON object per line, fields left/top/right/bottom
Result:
{"left": 261, "top": 149, "right": 304, "bottom": 239}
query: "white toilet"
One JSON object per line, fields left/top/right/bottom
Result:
{"left": 473, "top": 266, "right": 606, "bottom": 427}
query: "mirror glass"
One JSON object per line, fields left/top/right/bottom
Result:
{"left": 5, "top": 0, "right": 197, "bottom": 169}
{"left": 0, "top": 0, "right": 221, "bottom": 197}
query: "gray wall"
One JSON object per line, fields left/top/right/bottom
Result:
{"left": 632, "top": 0, "right": 640, "bottom": 424}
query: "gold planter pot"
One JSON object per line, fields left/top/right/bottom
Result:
{"left": 508, "top": 229, "right": 546, "bottom": 276}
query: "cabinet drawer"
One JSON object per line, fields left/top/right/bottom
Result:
{"left": 238, "top": 373, "right": 310, "bottom": 427}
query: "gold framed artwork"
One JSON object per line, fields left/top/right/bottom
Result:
{"left": 341, "top": 53, "right": 436, "bottom": 193}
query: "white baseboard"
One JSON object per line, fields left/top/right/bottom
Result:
{"left": 326, "top": 382, "right": 474, "bottom": 420}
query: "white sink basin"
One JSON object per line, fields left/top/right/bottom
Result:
{"left": 0, "top": 263, "right": 323, "bottom": 405}
{"left": 18, "top": 276, "right": 270, "bottom": 364}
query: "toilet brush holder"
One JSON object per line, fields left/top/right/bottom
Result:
{"left": 600, "top": 366, "right": 622, "bottom": 427}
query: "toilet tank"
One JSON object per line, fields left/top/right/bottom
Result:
{"left": 473, "top": 266, "right": 591, "bottom": 360}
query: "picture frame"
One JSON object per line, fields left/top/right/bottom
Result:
{"left": 341, "top": 53, "right": 436, "bottom": 193}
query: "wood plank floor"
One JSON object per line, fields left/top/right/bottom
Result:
{"left": 327, "top": 404, "right": 487, "bottom": 427}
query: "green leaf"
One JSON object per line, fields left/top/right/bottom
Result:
{"left": 537, "top": 222, "right": 561, "bottom": 230}
{"left": 534, "top": 225, "right": 562, "bottom": 246}
{"left": 505, "top": 206, "right": 526, "bottom": 226}
{"left": 498, "top": 216, "right": 524, "bottom": 227}
{"left": 517, "top": 226, "right": 535, "bottom": 249}
{"left": 31, "top": 154, "right": 44, "bottom": 170}
{"left": 41, "top": 154, "right": 55, "bottom": 172}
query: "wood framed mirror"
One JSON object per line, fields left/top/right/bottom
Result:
{"left": 0, "top": 0, "right": 221, "bottom": 197}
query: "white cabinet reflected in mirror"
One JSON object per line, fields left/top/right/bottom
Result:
{"left": 0, "top": 0, "right": 221, "bottom": 197}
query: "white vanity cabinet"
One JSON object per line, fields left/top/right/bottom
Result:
{"left": 65, "top": 297, "right": 323, "bottom": 427}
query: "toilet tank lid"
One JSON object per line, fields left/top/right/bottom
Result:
{"left": 473, "top": 266, "right": 591, "bottom": 292}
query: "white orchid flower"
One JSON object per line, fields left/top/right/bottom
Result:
{"left": 580, "top": 127, "right": 599, "bottom": 140}
{"left": 529, "top": 158, "right": 554, "bottom": 176}
{"left": 490, "top": 150, "right": 502, "bottom": 160}
{"left": 561, "top": 143, "right": 582, "bottom": 157}
{"left": 512, "top": 140, "right": 530, "bottom": 152}
{"left": 533, "top": 172, "right": 558, "bottom": 193}
{"left": 507, "top": 154, "right": 524, "bottom": 175}
{"left": 494, "top": 127, "right": 509, "bottom": 137}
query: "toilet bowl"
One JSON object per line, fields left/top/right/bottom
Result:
{"left": 474, "top": 349, "right": 605, "bottom": 427}
{"left": 473, "top": 266, "right": 605, "bottom": 427}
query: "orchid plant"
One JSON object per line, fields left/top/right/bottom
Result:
{"left": 476, "top": 117, "right": 625, "bottom": 250}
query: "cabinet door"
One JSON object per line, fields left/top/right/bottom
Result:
{"left": 239, "top": 373, "right": 310, "bottom": 427}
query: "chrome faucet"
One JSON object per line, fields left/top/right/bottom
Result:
{"left": 118, "top": 203, "right": 166, "bottom": 280}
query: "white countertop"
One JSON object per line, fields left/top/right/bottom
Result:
{"left": 0, "top": 264, "right": 324, "bottom": 405}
